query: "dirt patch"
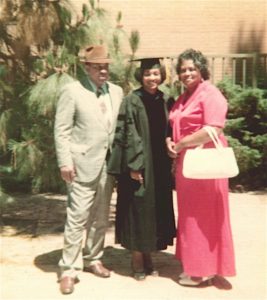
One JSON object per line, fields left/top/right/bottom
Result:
{"left": 1, "top": 193, "right": 67, "bottom": 237}
{"left": 1, "top": 192, "right": 117, "bottom": 238}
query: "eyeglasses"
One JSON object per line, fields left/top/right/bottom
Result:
{"left": 85, "top": 63, "right": 109, "bottom": 71}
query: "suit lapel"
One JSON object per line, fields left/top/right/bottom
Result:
{"left": 80, "top": 86, "right": 107, "bottom": 131}
{"left": 79, "top": 80, "right": 120, "bottom": 133}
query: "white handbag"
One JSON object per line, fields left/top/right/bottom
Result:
{"left": 182, "top": 126, "right": 239, "bottom": 179}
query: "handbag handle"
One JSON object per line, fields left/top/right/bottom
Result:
{"left": 203, "top": 126, "right": 224, "bottom": 149}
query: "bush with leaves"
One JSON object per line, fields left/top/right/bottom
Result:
{"left": 217, "top": 78, "right": 267, "bottom": 190}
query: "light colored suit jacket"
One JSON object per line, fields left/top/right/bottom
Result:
{"left": 54, "top": 80, "right": 123, "bottom": 182}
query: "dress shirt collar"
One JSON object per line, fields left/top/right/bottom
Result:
{"left": 79, "top": 74, "right": 109, "bottom": 97}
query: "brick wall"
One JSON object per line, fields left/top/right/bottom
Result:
{"left": 71, "top": 0, "right": 267, "bottom": 57}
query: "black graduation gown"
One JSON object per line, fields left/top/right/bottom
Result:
{"left": 108, "top": 87, "right": 176, "bottom": 252}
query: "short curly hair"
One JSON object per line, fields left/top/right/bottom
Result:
{"left": 176, "top": 49, "right": 210, "bottom": 80}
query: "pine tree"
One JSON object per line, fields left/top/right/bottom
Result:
{"left": 0, "top": 0, "right": 140, "bottom": 194}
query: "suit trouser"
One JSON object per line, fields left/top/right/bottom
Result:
{"left": 58, "top": 164, "right": 114, "bottom": 278}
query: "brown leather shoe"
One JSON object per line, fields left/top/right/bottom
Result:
{"left": 84, "top": 262, "right": 110, "bottom": 278}
{"left": 59, "top": 276, "right": 75, "bottom": 294}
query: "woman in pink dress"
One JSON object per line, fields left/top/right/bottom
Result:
{"left": 166, "top": 49, "right": 236, "bottom": 287}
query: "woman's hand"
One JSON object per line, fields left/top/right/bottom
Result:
{"left": 130, "top": 170, "right": 144, "bottom": 184}
{"left": 174, "top": 141, "right": 184, "bottom": 153}
{"left": 166, "top": 137, "right": 178, "bottom": 158}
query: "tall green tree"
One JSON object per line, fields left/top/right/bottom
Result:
{"left": 0, "top": 0, "right": 139, "bottom": 194}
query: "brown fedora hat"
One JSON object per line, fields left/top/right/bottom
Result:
{"left": 81, "top": 45, "right": 112, "bottom": 63}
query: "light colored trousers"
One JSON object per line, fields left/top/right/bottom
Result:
{"left": 58, "top": 164, "right": 114, "bottom": 278}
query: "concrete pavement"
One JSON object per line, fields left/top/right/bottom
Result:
{"left": 1, "top": 191, "right": 266, "bottom": 300}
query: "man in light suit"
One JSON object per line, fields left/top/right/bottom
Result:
{"left": 54, "top": 45, "right": 123, "bottom": 295}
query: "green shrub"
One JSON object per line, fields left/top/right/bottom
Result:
{"left": 218, "top": 78, "right": 267, "bottom": 189}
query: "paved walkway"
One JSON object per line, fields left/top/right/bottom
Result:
{"left": 1, "top": 191, "right": 266, "bottom": 300}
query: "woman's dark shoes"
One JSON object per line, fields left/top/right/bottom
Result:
{"left": 133, "top": 271, "right": 146, "bottom": 281}
{"left": 143, "top": 253, "right": 159, "bottom": 277}
{"left": 145, "top": 268, "right": 159, "bottom": 277}
{"left": 131, "top": 251, "right": 146, "bottom": 281}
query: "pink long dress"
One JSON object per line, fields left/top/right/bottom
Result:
{"left": 169, "top": 80, "right": 236, "bottom": 277}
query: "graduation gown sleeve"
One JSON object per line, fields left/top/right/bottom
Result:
{"left": 107, "top": 93, "right": 145, "bottom": 175}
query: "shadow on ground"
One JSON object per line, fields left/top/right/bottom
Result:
{"left": 0, "top": 193, "right": 116, "bottom": 237}
{"left": 102, "top": 246, "right": 182, "bottom": 281}
{"left": 2, "top": 193, "right": 182, "bottom": 283}
{"left": 1, "top": 194, "right": 67, "bottom": 237}
{"left": 33, "top": 245, "right": 182, "bottom": 283}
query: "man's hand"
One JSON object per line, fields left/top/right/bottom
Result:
{"left": 60, "top": 166, "right": 76, "bottom": 183}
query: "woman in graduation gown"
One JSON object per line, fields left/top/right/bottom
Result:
{"left": 108, "top": 57, "right": 176, "bottom": 280}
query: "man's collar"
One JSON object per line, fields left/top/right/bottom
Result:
{"left": 80, "top": 75, "right": 109, "bottom": 96}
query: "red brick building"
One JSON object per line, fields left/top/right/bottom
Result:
{"left": 72, "top": 0, "right": 267, "bottom": 57}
